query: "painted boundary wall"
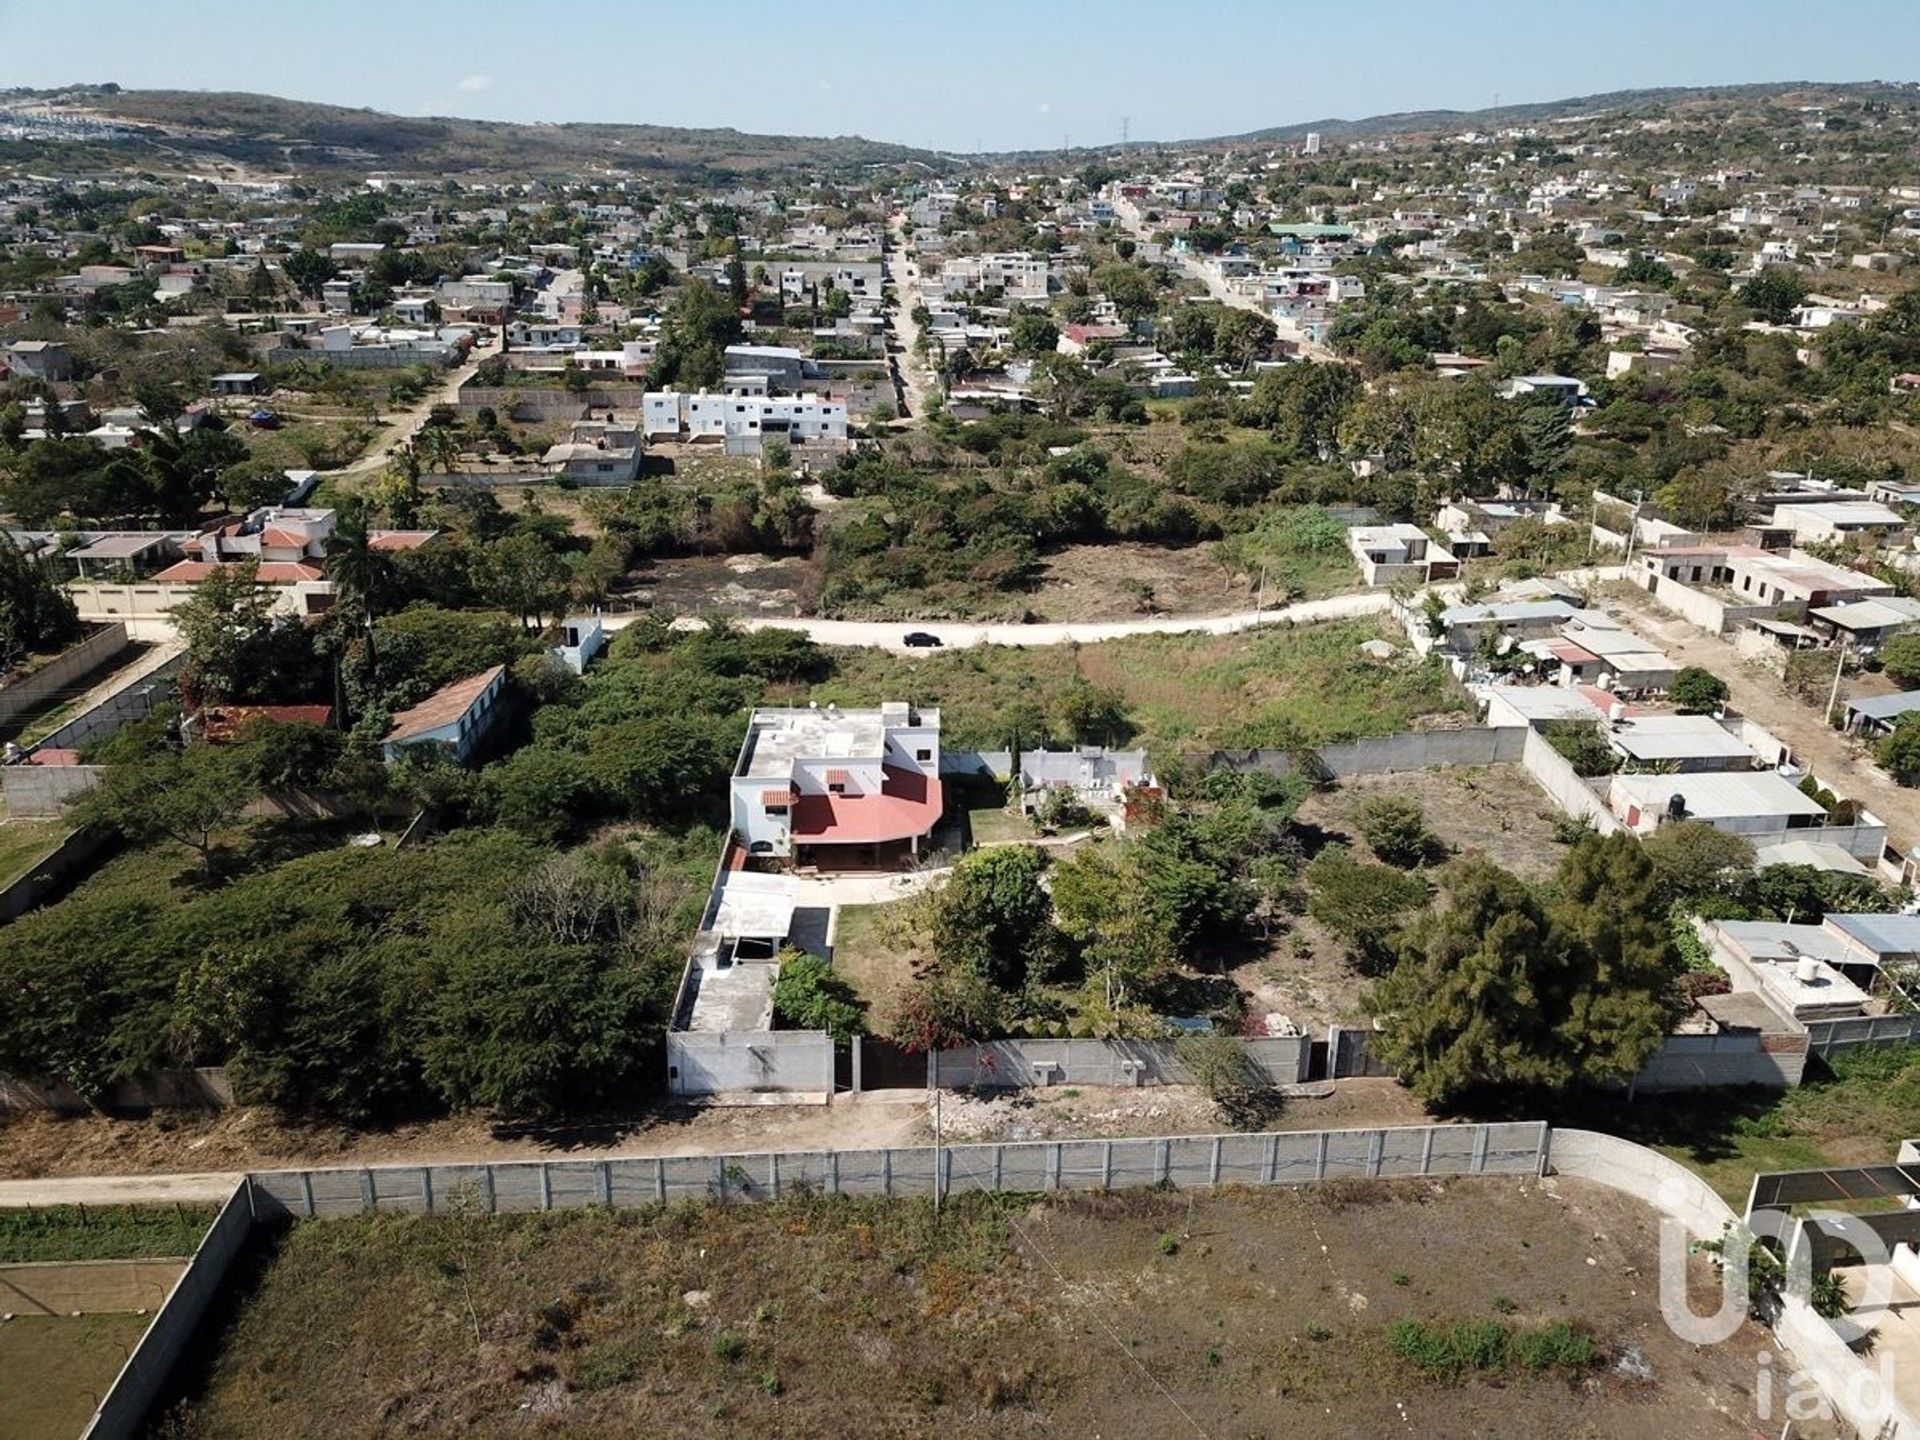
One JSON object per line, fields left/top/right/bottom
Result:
{"left": 930, "top": 1036, "right": 1311, "bottom": 1089}
{"left": 666, "top": 1029, "right": 834, "bottom": 1097}
{"left": 0, "top": 623, "right": 130, "bottom": 726}
{"left": 1519, "top": 725, "right": 1624, "bottom": 834}
{"left": 79, "top": 1183, "right": 253, "bottom": 1440}
{"left": 247, "top": 1122, "right": 1550, "bottom": 1220}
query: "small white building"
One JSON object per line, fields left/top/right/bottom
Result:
{"left": 1347, "top": 524, "right": 1459, "bottom": 587}
{"left": 643, "top": 390, "right": 848, "bottom": 452}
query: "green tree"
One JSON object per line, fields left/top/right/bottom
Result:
{"left": 1367, "top": 836, "right": 1679, "bottom": 1105}
{"left": 0, "top": 533, "right": 80, "bottom": 666}
{"left": 475, "top": 533, "right": 570, "bottom": 632}
{"left": 1355, "top": 796, "right": 1440, "bottom": 868}
{"left": 1642, "top": 821, "right": 1755, "bottom": 907}
{"left": 1669, "top": 666, "right": 1729, "bottom": 714}
{"left": 1877, "top": 716, "right": 1920, "bottom": 786}
{"left": 70, "top": 742, "right": 254, "bottom": 875}
{"left": 1008, "top": 309, "right": 1061, "bottom": 357}
{"left": 771, "top": 950, "right": 866, "bottom": 1039}
{"left": 930, "top": 845, "right": 1055, "bottom": 990}
{"left": 1880, "top": 634, "right": 1920, "bottom": 690}
{"left": 1738, "top": 267, "right": 1808, "bottom": 325}
{"left": 1304, "top": 847, "right": 1430, "bottom": 973}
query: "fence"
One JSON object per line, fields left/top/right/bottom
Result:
{"left": 930, "top": 1036, "right": 1311, "bottom": 1089}
{"left": 80, "top": 1182, "right": 253, "bottom": 1440}
{"left": 1190, "top": 726, "right": 1524, "bottom": 781}
{"left": 0, "top": 1066, "right": 233, "bottom": 1114}
{"left": 247, "top": 1122, "right": 1550, "bottom": 1220}
{"left": 1804, "top": 1012, "right": 1920, "bottom": 1055}
{"left": 35, "top": 650, "right": 184, "bottom": 753}
{"left": 0, "top": 623, "right": 131, "bottom": 728}
{"left": 1630, "top": 1030, "right": 1808, "bottom": 1091}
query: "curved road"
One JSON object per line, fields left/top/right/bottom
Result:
{"left": 609, "top": 589, "right": 1397, "bottom": 653}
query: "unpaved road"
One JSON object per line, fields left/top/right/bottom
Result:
{"left": 614, "top": 587, "right": 1397, "bottom": 652}
{"left": 885, "top": 211, "right": 935, "bottom": 420}
{"left": 338, "top": 347, "right": 489, "bottom": 476}
{"left": 0, "top": 1081, "right": 1431, "bottom": 1203}
{"left": 1605, "top": 584, "right": 1920, "bottom": 853}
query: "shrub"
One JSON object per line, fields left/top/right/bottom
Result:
{"left": 1669, "top": 666, "right": 1729, "bottom": 714}
{"left": 1353, "top": 796, "right": 1440, "bottom": 868}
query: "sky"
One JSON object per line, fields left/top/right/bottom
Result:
{"left": 1, "top": 0, "right": 1917, "bottom": 153}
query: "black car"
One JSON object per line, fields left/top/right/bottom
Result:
{"left": 902, "top": 631, "right": 943, "bottom": 648}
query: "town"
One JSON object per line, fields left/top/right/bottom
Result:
{"left": 6, "top": 22, "right": 1920, "bottom": 1439}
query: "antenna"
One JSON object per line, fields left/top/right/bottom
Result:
{"left": 1121, "top": 115, "right": 1130, "bottom": 152}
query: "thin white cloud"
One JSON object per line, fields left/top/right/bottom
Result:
{"left": 818, "top": 80, "right": 833, "bottom": 92}
{"left": 1036, "top": 101, "right": 1051, "bottom": 115}
{"left": 456, "top": 74, "right": 494, "bottom": 94}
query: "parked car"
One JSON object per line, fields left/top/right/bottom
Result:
{"left": 902, "top": 631, "right": 943, "bottom": 648}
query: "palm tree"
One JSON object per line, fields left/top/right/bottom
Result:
{"left": 326, "top": 505, "right": 394, "bottom": 702}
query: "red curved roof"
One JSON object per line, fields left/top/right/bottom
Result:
{"left": 790, "top": 765, "right": 942, "bottom": 844}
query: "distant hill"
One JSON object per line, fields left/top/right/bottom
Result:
{"left": 1, "top": 86, "right": 945, "bottom": 182}
{"left": 1198, "top": 80, "right": 1912, "bottom": 146}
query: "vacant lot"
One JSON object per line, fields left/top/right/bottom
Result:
{"left": 0, "top": 1203, "right": 215, "bottom": 1263}
{"left": 814, "top": 619, "right": 1468, "bottom": 756}
{"left": 164, "top": 1179, "right": 1790, "bottom": 1439}
{"left": 0, "top": 1312, "right": 151, "bottom": 1440}
{"left": 1297, "top": 765, "right": 1574, "bottom": 883}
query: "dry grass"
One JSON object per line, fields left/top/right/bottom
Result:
{"left": 0, "top": 1312, "right": 151, "bottom": 1440}
{"left": 163, "top": 1180, "right": 1788, "bottom": 1439}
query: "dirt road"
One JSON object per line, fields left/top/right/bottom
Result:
{"left": 338, "top": 347, "right": 489, "bottom": 477}
{"left": 1604, "top": 585, "right": 1920, "bottom": 853}
{"left": 884, "top": 211, "right": 935, "bottom": 420}
{"left": 611, "top": 586, "right": 1398, "bottom": 651}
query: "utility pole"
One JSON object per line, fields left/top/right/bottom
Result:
{"left": 932, "top": 1047, "right": 943, "bottom": 1218}
{"left": 1825, "top": 640, "right": 1850, "bottom": 726}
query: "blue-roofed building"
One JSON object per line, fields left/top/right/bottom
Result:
{"left": 1844, "top": 690, "right": 1920, "bottom": 737}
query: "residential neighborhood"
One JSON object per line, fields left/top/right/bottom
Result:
{"left": 10, "top": 11, "right": 1920, "bottom": 1438}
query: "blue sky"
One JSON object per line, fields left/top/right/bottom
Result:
{"left": 1, "top": 0, "right": 1915, "bottom": 152}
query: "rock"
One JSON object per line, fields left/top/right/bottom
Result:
{"left": 682, "top": 1289, "right": 711, "bottom": 1310}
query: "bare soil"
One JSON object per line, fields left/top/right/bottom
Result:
{"left": 160, "top": 1178, "right": 1809, "bottom": 1439}
{"left": 0, "top": 1081, "right": 1429, "bottom": 1184}
{"left": 1023, "top": 541, "right": 1252, "bottom": 621}
{"left": 627, "top": 552, "right": 815, "bottom": 616}
{"left": 1230, "top": 766, "right": 1575, "bottom": 1037}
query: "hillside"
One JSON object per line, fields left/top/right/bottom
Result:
{"left": 0, "top": 86, "right": 944, "bottom": 182}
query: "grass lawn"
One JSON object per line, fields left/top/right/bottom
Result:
{"left": 0, "top": 1312, "right": 153, "bottom": 1440}
{"left": 810, "top": 619, "right": 1467, "bottom": 758}
{"left": 0, "top": 1203, "right": 217, "bottom": 1263}
{"left": 1545, "top": 1044, "right": 1920, "bottom": 1207}
{"left": 0, "top": 819, "right": 69, "bottom": 887}
{"left": 829, "top": 902, "right": 917, "bottom": 1016}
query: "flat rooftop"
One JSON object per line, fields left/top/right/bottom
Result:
{"left": 681, "top": 937, "right": 776, "bottom": 1032}
{"left": 1611, "top": 771, "right": 1830, "bottom": 821}
{"left": 737, "top": 705, "right": 938, "bottom": 779}
{"left": 1607, "top": 715, "right": 1756, "bottom": 764}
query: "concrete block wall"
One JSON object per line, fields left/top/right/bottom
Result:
{"left": 1631, "top": 1031, "right": 1807, "bottom": 1091}
{"left": 929, "top": 1036, "right": 1311, "bottom": 1089}
{"left": 0, "top": 623, "right": 130, "bottom": 726}
{"left": 247, "top": 1122, "right": 1552, "bottom": 1221}
{"left": 2, "top": 763, "right": 102, "bottom": 818}
{"left": 1191, "top": 726, "right": 1523, "bottom": 781}
{"left": 666, "top": 1029, "right": 834, "bottom": 1097}
{"left": 80, "top": 1183, "right": 252, "bottom": 1440}
{"left": 1519, "top": 726, "right": 1623, "bottom": 834}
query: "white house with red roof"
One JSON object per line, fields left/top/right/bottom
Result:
{"left": 730, "top": 702, "right": 943, "bottom": 868}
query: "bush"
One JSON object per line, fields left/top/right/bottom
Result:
{"left": 770, "top": 950, "right": 866, "bottom": 1039}
{"left": 1388, "top": 1317, "right": 1598, "bottom": 1380}
{"left": 1353, "top": 796, "right": 1440, "bottom": 868}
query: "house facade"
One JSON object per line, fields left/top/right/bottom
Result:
{"left": 729, "top": 703, "right": 943, "bottom": 868}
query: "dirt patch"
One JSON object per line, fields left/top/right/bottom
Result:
{"left": 1228, "top": 767, "right": 1574, "bottom": 1038}
{"left": 160, "top": 1179, "right": 1804, "bottom": 1439}
{"left": 1024, "top": 541, "right": 1251, "bottom": 621}
{"left": 0, "top": 1082, "right": 1429, "bottom": 1183}
{"left": 0, "top": 1311, "right": 152, "bottom": 1440}
{"left": 1299, "top": 765, "right": 1574, "bottom": 882}
{"left": 626, "top": 553, "right": 814, "bottom": 616}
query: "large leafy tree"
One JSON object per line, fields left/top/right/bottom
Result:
{"left": 930, "top": 845, "right": 1056, "bottom": 990}
{"left": 70, "top": 741, "right": 253, "bottom": 875}
{"left": 0, "top": 533, "right": 80, "bottom": 667}
{"left": 1367, "top": 835, "right": 1680, "bottom": 1105}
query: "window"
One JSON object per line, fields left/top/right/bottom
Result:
{"left": 916, "top": 748, "right": 932, "bottom": 762}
